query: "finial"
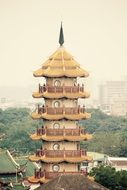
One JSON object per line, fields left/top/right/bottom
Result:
{"left": 59, "top": 22, "right": 64, "bottom": 46}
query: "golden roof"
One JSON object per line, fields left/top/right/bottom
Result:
{"left": 28, "top": 176, "right": 49, "bottom": 184}
{"left": 33, "top": 47, "right": 89, "bottom": 78}
{"left": 30, "top": 133, "right": 92, "bottom": 141}
{"left": 32, "top": 91, "right": 90, "bottom": 99}
{"left": 29, "top": 155, "right": 92, "bottom": 163}
{"left": 31, "top": 112, "right": 91, "bottom": 120}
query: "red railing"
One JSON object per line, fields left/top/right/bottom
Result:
{"left": 45, "top": 170, "right": 87, "bottom": 179}
{"left": 35, "top": 149, "right": 87, "bottom": 158}
{"left": 36, "top": 128, "right": 86, "bottom": 136}
{"left": 37, "top": 105, "right": 85, "bottom": 115}
{"left": 34, "top": 168, "right": 87, "bottom": 179}
{"left": 38, "top": 84, "right": 84, "bottom": 93}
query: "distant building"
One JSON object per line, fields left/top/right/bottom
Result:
{"left": 99, "top": 80, "right": 127, "bottom": 116}
{"left": 81, "top": 152, "right": 107, "bottom": 172}
{"left": 106, "top": 157, "right": 127, "bottom": 171}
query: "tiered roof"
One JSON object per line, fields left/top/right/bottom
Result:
{"left": 33, "top": 47, "right": 89, "bottom": 78}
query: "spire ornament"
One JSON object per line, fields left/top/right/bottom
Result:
{"left": 59, "top": 22, "right": 64, "bottom": 46}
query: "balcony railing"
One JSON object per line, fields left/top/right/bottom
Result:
{"left": 38, "top": 84, "right": 85, "bottom": 94}
{"left": 37, "top": 105, "right": 85, "bottom": 115}
{"left": 34, "top": 168, "right": 87, "bottom": 179}
{"left": 35, "top": 149, "right": 87, "bottom": 158}
{"left": 36, "top": 128, "right": 86, "bottom": 136}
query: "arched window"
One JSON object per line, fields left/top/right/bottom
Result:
{"left": 53, "top": 123, "right": 60, "bottom": 129}
{"left": 54, "top": 101, "right": 60, "bottom": 108}
{"left": 54, "top": 80, "right": 61, "bottom": 87}
{"left": 53, "top": 143, "right": 60, "bottom": 150}
{"left": 52, "top": 164, "right": 60, "bottom": 172}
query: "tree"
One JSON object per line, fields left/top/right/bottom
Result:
{"left": 90, "top": 165, "right": 127, "bottom": 190}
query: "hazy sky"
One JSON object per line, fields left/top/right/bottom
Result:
{"left": 0, "top": 0, "right": 127, "bottom": 88}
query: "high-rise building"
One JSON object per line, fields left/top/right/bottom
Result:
{"left": 99, "top": 80, "right": 127, "bottom": 116}
{"left": 28, "top": 24, "right": 92, "bottom": 184}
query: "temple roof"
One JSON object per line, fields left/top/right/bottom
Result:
{"left": 15, "top": 157, "right": 38, "bottom": 177}
{"left": 0, "top": 150, "right": 21, "bottom": 174}
{"left": 31, "top": 174, "right": 108, "bottom": 189}
{"left": 33, "top": 47, "right": 89, "bottom": 78}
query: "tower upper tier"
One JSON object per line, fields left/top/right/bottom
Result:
{"left": 33, "top": 47, "right": 89, "bottom": 78}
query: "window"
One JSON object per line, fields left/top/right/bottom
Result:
{"left": 54, "top": 80, "right": 61, "bottom": 86}
{"left": 53, "top": 143, "right": 60, "bottom": 150}
{"left": 54, "top": 101, "right": 60, "bottom": 108}
{"left": 52, "top": 164, "right": 60, "bottom": 172}
{"left": 53, "top": 123, "right": 60, "bottom": 129}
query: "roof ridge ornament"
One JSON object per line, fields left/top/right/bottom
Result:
{"left": 59, "top": 22, "right": 64, "bottom": 46}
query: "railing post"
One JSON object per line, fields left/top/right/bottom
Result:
{"left": 83, "top": 105, "right": 85, "bottom": 113}
{"left": 34, "top": 168, "right": 37, "bottom": 178}
{"left": 63, "top": 83, "right": 65, "bottom": 93}
{"left": 45, "top": 105, "right": 48, "bottom": 113}
{"left": 82, "top": 83, "right": 84, "bottom": 92}
{"left": 62, "top": 126, "right": 64, "bottom": 137}
{"left": 63, "top": 105, "right": 65, "bottom": 114}
{"left": 79, "top": 127, "right": 81, "bottom": 135}
{"left": 78, "top": 105, "right": 80, "bottom": 114}
{"left": 78, "top": 83, "right": 80, "bottom": 92}
{"left": 39, "top": 83, "right": 41, "bottom": 93}
{"left": 37, "top": 104, "right": 39, "bottom": 114}
{"left": 45, "top": 126, "right": 47, "bottom": 135}
{"left": 63, "top": 148, "right": 65, "bottom": 158}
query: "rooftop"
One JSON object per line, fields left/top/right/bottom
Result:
{"left": 0, "top": 149, "right": 20, "bottom": 174}
{"left": 36, "top": 174, "right": 108, "bottom": 190}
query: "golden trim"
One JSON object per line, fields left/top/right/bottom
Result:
{"left": 32, "top": 91, "right": 90, "bottom": 99}
{"left": 30, "top": 133, "right": 92, "bottom": 141}
{"left": 31, "top": 112, "right": 91, "bottom": 120}
{"left": 29, "top": 155, "right": 92, "bottom": 163}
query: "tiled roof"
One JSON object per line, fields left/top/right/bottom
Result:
{"left": 0, "top": 150, "right": 19, "bottom": 174}
{"left": 33, "top": 47, "right": 89, "bottom": 78}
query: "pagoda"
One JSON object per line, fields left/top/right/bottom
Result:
{"left": 28, "top": 24, "right": 92, "bottom": 184}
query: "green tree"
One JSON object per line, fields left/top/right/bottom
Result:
{"left": 90, "top": 165, "right": 127, "bottom": 190}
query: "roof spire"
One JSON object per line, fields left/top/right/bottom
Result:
{"left": 59, "top": 22, "right": 64, "bottom": 46}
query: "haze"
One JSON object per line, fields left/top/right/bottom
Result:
{"left": 0, "top": 0, "right": 127, "bottom": 90}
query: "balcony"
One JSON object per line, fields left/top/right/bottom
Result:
{"left": 32, "top": 84, "right": 90, "bottom": 99}
{"left": 29, "top": 149, "right": 92, "bottom": 163}
{"left": 30, "top": 127, "right": 92, "bottom": 141}
{"left": 28, "top": 168, "right": 87, "bottom": 183}
{"left": 31, "top": 105, "right": 91, "bottom": 120}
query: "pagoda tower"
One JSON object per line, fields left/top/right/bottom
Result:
{"left": 28, "top": 24, "right": 92, "bottom": 184}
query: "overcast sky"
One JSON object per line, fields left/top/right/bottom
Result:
{"left": 0, "top": 0, "right": 127, "bottom": 89}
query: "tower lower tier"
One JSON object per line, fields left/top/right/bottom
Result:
{"left": 29, "top": 149, "right": 92, "bottom": 163}
{"left": 28, "top": 163, "right": 88, "bottom": 184}
{"left": 31, "top": 106, "right": 91, "bottom": 120}
{"left": 30, "top": 127, "right": 92, "bottom": 141}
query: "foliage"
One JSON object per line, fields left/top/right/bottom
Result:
{"left": 0, "top": 108, "right": 41, "bottom": 154}
{"left": 0, "top": 108, "right": 127, "bottom": 156}
{"left": 81, "top": 109, "right": 127, "bottom": 157}
{"left": 90, "top": 165, "right": 127, "bottom": 190}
